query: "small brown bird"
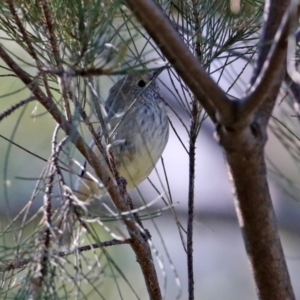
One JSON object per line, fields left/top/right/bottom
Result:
{"left": 76, "top": 72, "right": 169, "bottom": 208}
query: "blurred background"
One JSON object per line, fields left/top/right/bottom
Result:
{"left": 1, "top": 1, "right": 300, "bottom": 299}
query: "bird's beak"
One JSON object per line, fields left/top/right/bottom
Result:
{"left": 151, "top": 69, "right": 163, "bottom": 80}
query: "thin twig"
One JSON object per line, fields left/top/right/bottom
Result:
{"left": 186, "top": 100, "right": 198, "bottom": 300}
{"left": 41, "top": 66, "right": 112, "bottom": 77}
{"left": 0, "top": 239, "right": 131, "bottom": 272}
{"left": 186, "top": 2, "right": 204, "bottom": 298}
{"left": 0, "top": 96, "right": 36, "bottom": 121}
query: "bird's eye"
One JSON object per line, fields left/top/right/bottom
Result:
{"left": 137, "top": 80, "right": 146, "bottom": 87}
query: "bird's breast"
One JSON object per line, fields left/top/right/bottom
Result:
{"left": 114, "top": 101, "right": 169, "bottom": 190}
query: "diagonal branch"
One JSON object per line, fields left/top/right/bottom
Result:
{"left": 125, "top": 0, "right": 231, "bottom": 124}
{"left": 246, "top": 0, "right": 290, "bottom": 127}
{"left": 250, "top": 0, "right": 288, "bottom": 84}
{"left": 0, "top": 44, "right": 162, "bottom": 300}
